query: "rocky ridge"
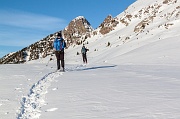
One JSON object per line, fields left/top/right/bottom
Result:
{"left": 0, "top": 14, "right": 119, "bottom": 64}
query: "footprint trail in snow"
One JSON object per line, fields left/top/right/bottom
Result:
{"left": 17, "top": 71, "right": 63, "bottom": 119}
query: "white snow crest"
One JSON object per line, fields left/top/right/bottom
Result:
{"left": 17, "top": 71, "right": 62, "bottom": 119}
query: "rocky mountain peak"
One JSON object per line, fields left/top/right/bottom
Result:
{"left": 63, "top": 16, "right": 93, "bottom": 46}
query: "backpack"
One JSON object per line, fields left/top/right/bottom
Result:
{"left": 54, "top": 38, "right": 66, "bottom": 51}
{"left": 81, "top": 46, "right": 86, "bottom": 54}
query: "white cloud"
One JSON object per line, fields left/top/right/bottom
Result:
{"left": 0, "top": 9, "right": 69, "bottom": 57}
{"left": 0, "top": 9, "right": 68, "bottom": 53}
{"left": 0, "top": 10, "right": 67, "bottom": 30}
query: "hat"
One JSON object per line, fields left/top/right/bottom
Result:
{"left": 57, "top": 32, "right": 62, "bottom": 37}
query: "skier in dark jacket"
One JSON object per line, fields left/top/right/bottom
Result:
{"left": 53, "top": 32, "right": 66, "bottom": 71}
{"left": 81, "top": 45, "right": 89, "bottom": 64}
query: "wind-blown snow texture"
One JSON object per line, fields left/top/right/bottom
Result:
{"left": 0, "top": 0, "right": 180, "bottom": 118}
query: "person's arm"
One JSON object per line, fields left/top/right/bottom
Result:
{"left": 52, "top": 39, "right": 56, "bottom": 51}
{"left": 64, "top": 40, "right": 66, "bottom": 48}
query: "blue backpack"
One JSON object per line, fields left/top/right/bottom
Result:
{"left": 53, "top": 38, "right": 66, "bottom": 51}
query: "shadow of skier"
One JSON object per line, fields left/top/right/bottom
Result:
{"left": 77, "top": 65, "right": 117, "bottom": 71}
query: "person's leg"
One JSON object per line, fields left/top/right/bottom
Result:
{"left": 82, "top": 54, "right": 86, "bottom": 63}
{"left": 60, "top": 51, "right": 65, "bottom": 71}
{"left": 55, "top": 51, "right": 60, "bottom": 70}
{"left": 84, "top": 54, "right": 87, "bottom": 63}
{"left": 57, "top": 60, "right": 60, "bottom": 70}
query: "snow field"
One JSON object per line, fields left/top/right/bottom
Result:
{"left": 40, "top": 64, "right": 180, "bottom": 119}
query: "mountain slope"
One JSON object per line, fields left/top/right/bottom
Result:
{"left": 64, "top": 0, "right": 179, "bottom": 66}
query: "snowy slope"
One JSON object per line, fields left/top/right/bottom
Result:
{"left": 0, "top": 0, "right": 180, "bottom": 119}
{"left": 1, "top": 61, "right": 180, "bottom": 118}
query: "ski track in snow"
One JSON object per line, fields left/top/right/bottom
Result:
{"left": 17, "top": 71, "right": 63, "bottom": 119}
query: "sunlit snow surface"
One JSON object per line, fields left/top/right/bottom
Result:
{"left": 1, "top": 0, "right": 180, "bottom": 118}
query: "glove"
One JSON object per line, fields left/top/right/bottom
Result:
{"left": 53, "top": 48, "right": 56, "bottom": 53}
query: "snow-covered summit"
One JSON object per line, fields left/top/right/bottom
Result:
{"left": 116, "top": 0, "right": 179, "bottom": 31}
{"left": 72, "top": 16, "right": 86, "bottom": 21}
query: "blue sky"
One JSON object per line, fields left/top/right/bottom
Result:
{"left": 0, "top": 0, "right": 136, "bottom": 58}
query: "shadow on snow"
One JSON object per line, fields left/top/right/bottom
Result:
{"left": 69, "top": 65, "right": 117, "bottom": 72}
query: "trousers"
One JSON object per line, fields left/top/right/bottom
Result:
{"left": 55, "top": 51, "right": 64, "bottom": 70}
{"left": 82, "top": 53, "right": 87, "bottom": 63}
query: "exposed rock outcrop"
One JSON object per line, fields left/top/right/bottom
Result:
{"left": 99, "top": 15, "right": 119, "bottom": 35}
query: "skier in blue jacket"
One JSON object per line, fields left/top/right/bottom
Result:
{"left": 53, "top": 32, "right": 66, "bottom": 71}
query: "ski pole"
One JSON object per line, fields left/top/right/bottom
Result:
{"left": 46, "top": 57, "right": 50, "bottom": 66}
{"left": 46, "top": 53, "right": 53, "bottom": 66}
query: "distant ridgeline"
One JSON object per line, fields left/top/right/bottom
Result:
{"left": 0, "top": 33, "right": 56, "bottom": 64}
{"left": 0, "top": 15, "right": 119, "bottom": 64}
